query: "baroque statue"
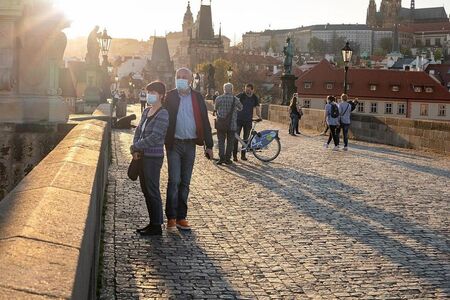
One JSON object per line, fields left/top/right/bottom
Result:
{"left": 86, "top": 25, "right": 101, "bottom": 66}
{"left": 283, "top": 37, "right": 294, "bottom": 75}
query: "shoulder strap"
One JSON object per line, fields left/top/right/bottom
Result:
{"left": 341, "top": 103, "right": 350, "bottom": 116}
{"left": 139, "top": 108, "right": 162, "bottom": 140}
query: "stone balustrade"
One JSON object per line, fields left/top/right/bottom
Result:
{"left": 0, "top": 118, "right": 111, "bottom": 299}
{"left": 266, "top": 104, "right": 450, "bottom": 154}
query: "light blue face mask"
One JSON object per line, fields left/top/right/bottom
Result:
{"left": 146, "top": 94, "right": 158, "bottom": 105}
{"left": 176, "top": 79, "right": 190, "bottom": 91}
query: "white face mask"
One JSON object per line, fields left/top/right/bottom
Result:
{"left": 176, "top": 79, "right": 190, "bottom": 91}
{"left": 146, "top": 94, "right": 158, "bottom": 105}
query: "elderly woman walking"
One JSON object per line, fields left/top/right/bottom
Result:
{"left": 215, "top": 83, "right": 243, "bottom": 165}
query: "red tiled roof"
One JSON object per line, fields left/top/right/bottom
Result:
{"left": 296, "top": 60, "right": 450, "bottom": 102}
{"left": 223, "top": 53, "right": 281, "bottom": 65}
{"left": 399, "top": 22, "right": 450, "bottom": 33}
{"left": 425, "top": 64, "right": 450, "bottom": 88}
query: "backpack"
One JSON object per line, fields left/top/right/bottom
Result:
{"left": 330, "top": 103, "right": 339, "bottom": 118}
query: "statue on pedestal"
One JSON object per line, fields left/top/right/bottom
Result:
{"left": 283, "top": 37, "right": 294, "bottom": 75}
{"left": 86, "top": 26, "right": 101, "bottom": 66}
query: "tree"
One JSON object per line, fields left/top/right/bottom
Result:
{"left": 330, "top": 35, "right": 347, "bottom": 57}
{"left": 400, "top": 47, "right": 413, "bottom": 57}
{"left": 379, "top": 37, "right": 393, "bottom": 54}
{"left": 308, "top": 37, "right": 327, "bottom": 55}
{"left": 434, "top": 48, "right": 443, "bottom": 62}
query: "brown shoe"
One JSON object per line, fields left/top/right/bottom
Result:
{"left": 167, "top": 219, "right": 177, "bottom": 231}
{"left": 176, "top": 219, "right": 191, "bottom": 231}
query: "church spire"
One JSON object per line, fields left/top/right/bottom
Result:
{"left": 219, "top": 22, "right": 222, "bottom": 38}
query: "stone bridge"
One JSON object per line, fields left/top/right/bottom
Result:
{"left": 99, "top": 105, "right": 450, "bottom": 299}
{"left": 0, "top": 103, "right": 449, "bottom": 299}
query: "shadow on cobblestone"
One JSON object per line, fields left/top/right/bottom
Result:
{"left": 224, "top": 163, "right": 450, "bottom": 295}
{"left": 128, "top": 232, "right": 241, "bottom": 299}
{"left": 350, "top": 148, "right": 450, "bottom": 179}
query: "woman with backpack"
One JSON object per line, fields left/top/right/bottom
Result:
{"left": 323, "top": 95, "right": 340, "bottom": 151}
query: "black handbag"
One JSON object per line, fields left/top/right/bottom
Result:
{"left": 215, "top": 99, "right": 236, "bottom": 131}
{"left": 127, "top": 158, "right": 141, "bottom": 181}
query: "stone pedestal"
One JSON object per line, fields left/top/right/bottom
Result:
{"left": 0, "top": 0, "right": 69, "bottom": 124}
{"left": 0, "top": 95, "right": 68, "bottom": 123}
{"left": 280, "top": 74, "right": 298, "bottom": 106}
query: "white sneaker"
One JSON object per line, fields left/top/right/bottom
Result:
{"left": 323, "top": 143, "right": 329, "bottom": 149}
{"left": 343, "top": 146, "right": 348, "bottom": 151}
{"left": 332, "top": 146, "right": 340, "bottom": 151}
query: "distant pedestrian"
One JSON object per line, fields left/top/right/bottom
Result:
{"left": 131, "top": 81, "right": 169, "bottom": 236}
{"left": 233, "top": 83, "right": 262, "bottom": 161}
{"left": 139, "top": 88, "right": 147, "bottom": 113}
{"left": 323, "top": 95, "right": 340, "bottom": 151}
{"left": 337, "top": 94, "right": 358, "bottom": 151}
{"left": 215, "top": 83, "right": 243, "bottom": 165}
{"left": 297, "top": 105, "right": 304, "bottom": 134}
{"left": 288, "top": 96, "right": 300, "bottom": 136}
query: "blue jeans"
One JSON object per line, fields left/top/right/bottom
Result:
{"left": 139, "top": 157, "right": 164, "bottom": 225}
{"left": 338, "top": 123, "right": 350, "bottom": 147}
{"left": 166, "top": 141, "right": 196, "bottom": 220}
{"left": 289, "top": 114, "right": 299, "bottom": 134}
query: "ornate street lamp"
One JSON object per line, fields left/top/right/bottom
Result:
{"left": 99, "top": 28, "right": 112, "bottom": 68}
{"left": 341, "top": 41, "right": 353, "bottom": 94}
{"left": 227, "top": 66, "right": 233, "bottom": 83}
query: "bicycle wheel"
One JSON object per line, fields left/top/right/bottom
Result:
{"left": 252, "top": 138, "right": 281, "bottom": 162}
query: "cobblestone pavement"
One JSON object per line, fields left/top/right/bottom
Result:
{"left": 100, "top": 104, "right": 450, "bottom": 299}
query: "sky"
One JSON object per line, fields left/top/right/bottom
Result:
{"left": 54, "top": 0, "right": 450, "bottom": 43}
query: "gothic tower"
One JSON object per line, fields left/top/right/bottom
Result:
{"left": 366, "top": 0, "right": 377, "bottom": 27}
{"left": 183, "top": 2, "right": 193, "bottom": 38}
{"left": 380, "top": 0, "right": 401, "bottom": 28}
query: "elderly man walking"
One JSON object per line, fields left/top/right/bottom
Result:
{"left": 215, "top": 83, "right": 243, "bottom": 165}
{"left": 164, "top": 68, "right": 214, "bottom": 231}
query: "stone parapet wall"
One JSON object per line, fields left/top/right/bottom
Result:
{"left": 0, "top": 123, "right": 74, "bottom": 200}
{"left": 267, "top": 105, "right": 450, "bottom": 154}
{"left": 0, "top": 119, "right": 111, "bottom": 299}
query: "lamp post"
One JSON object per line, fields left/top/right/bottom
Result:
{"left": 99, "top": 29, "right": 112, "bottom": 69}
{"left": 341, "top": 41, "right": 353, "bottom": 95}
{"left": 227, "top": 66, "right": 233, "bottom": 83}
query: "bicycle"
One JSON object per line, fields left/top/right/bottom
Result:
{"left": 234, "top": 119, "right": 281, "bottom": 162}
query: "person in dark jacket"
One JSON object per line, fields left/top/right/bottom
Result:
{"left": 233, "top": 84, "right": 261, "bottom": 161}
{"left": 164, "top": 67, "right": 214, "bottom": 231}
{"left": 288, "top": 96, "right": 300, "bottom": 136}
{"left": 131, "top": 81, "right": 169, "bottom": 236}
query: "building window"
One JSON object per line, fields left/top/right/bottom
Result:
{"left": 304, "top": 99, "right": 311, "bottom": 108}
{"left": 392, "top": 85, "right": 400, "bottom": 92}
{"left": 425, "top": 39, "right": 431, "bottom": 46}
{"left": 425, "top": 87, "right": 433, "bottom": 93}
{"left": 435, "top": 38, "right": 441, "bottom": 46}
{"left": 370, "top": 85, "right": 377, "bottom": 91}
{"left": 414, "top": 86, "right": 422, "bottom": 93}
{"left": 304, "top": 82, "right": 312, "bottom": 89}
{"left": 370, "top": 102, "right": 378, "bottom": 113}
{"left": 420, "top": 104, "right": 428, "bottom": 116}
{"left": 385, "top": 103, "right": 393, "bottom": 114}
{"left": 357, "top": 102, "right": 365, "bottom": 113}
{"left": 326, "top": 83, "right": 333, "bottom": 90}
{"left": 398, "top": 103, "right": 406, "bottom": 115}
{"left": 438, "top": 104, "right": 446, "bottom": 116}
